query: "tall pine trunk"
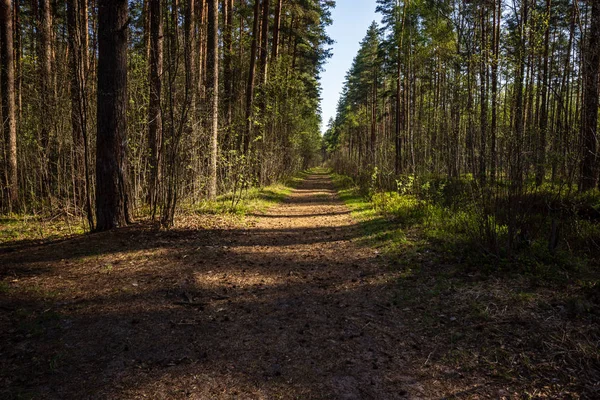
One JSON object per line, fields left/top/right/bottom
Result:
{"left": 535, "top": 0, "right": 551, "bottom": 186}
{"left": 244, "top": 0, "right": 261, "bottom": 154}
{"left": 207, "top": 0, "right": 219, "bottom": 200}
{"left": 39, "top": 0, "right": 54, "bottom": 196}
{"left": 580, "top": 0, "right": 600, "bottom": 191}
{"left": 68, "top": 0, "right": 93, "bottom": 228}
{"left": 490, "top": 0, "right": 500, "bottom": 184}
{"left": 271, "top": 0, "right": 282, "bottom": 61}
{"left": 0, "top": 0, "right": 17, "bottom": 210}
{"left": 223, "top": 0, "right": 233, "bottom": 128}
{"left": 96, "top": 0, "right": 130, "bottom": 230}
{"left": 479, "top": 5, "right": 488, "bottom": 184}
{"left": 148, "top": 0, "right": 163, "bottom": 215}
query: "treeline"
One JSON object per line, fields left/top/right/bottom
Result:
{"left": 325, "top": 0, "right": 600, "bottom": 259}
{"left": 0, "top": 0, "right": 332, "bottom": 229}
{"left": 326, "top": 0, "right": 599, "bottom": 189}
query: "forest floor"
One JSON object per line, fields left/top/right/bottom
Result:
{"left": 1, "top": 171, "right": 598, "bottom": 399}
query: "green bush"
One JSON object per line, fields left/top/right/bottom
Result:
{"left": 372, "top": 192, "right": 428, "bottom": 225}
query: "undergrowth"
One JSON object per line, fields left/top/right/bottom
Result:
{"left": 1, "top": 171, "right": 311, "bottom": 245}
{"left": 187, "top": 170, "right": 309, "bottom": 216}
{"left": 0, "top": 215, "right": 87, "bottom": 245}
{"left": 330, "top": 172, "right": 600, "bottom": 398}
{"left": 331, "top": 170, "right": 600, "bottom": 279}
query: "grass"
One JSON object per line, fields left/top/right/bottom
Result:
{"left": 330, "top": 171, "right": 426, "bottom": 262}
{"left": 0, "top": 215, "right": 87, "bottom": 246}
{"left": 330, "top": 169, "right": 600, "bottom": 397}
{"left": 188, "top": 170, "right": 310, "bottom": 217}
{"left": 0, "top": 171, "right": 311, "bottom": 245}
{"left": 333, "top": 170, "right": 599, "bottom": 276}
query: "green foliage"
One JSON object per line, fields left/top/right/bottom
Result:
{"left": 0, "top": 216, "right": 86, "bottom": 245}
{"left": 372, "top": 192, "right": 428, "bottom": 225}
{"left": 332, "top": 170, "right": 598, "bottom": 277}
{"left": 190, "top": 170, "right": 309, "bottom": 217}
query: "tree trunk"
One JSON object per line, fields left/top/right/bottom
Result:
{"left": 196, "top": 0, "right": 206, "bottom": 102}
{"left": 580, "top": 0, "right": 600, "bottom": 191}
{"left": 143, "top": 0, "right": 150, "bottom": 60}
{"left": 148, "top": 0, "right": 163, "bottom": 215}
{"left": 39, "top": 0, "right": 54, "bottom": 194}
{"left": 244, "top": 0, "right": 261, "bottom": 154}
{"left": 535, "top": 0, "right": 551, "bottom": 186}
{"left": 68, "top": 0, "right": 93, "bottom": 228}
{"left": 0, "top": 0, "right": 17, "bottom": 210}
{"left": 14, "top": 0, "right": 21, "bottom": 129}
{"left": 395, "top": 2, "right": 407, "bottom": 175}
{"left": 259, "top": 0, "right": 269, "bottom": 85}
{"left": 490, "top": 0, "right": 500, "bottom": 184}
{"left": 271, "top": 0, "right": 282, "bottom": 62}
{"left": 511, "top": 0, "right": 527, "bottom": 188}
{"left": 96, "top": 0, "right": 130, "bottom": 230}
{"left": 185, "top": 0, "right": 196, "bottom": 133}
{"left": 207, "top": 0, "right": 219, "bottom": 200}
{"left": 479, "top": 5, "right": 487, "bottom": 184}
{"left": 223, "top": 0, "right": 233, "bottom": 127}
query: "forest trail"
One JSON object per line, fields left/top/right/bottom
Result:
{"left": 1, "top": 171, "right": 423, "bottom": 399}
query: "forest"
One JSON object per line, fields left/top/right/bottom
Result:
{"left": 1, "top": 0, "right": 599, "bottom": 398}
{"left": 0, "top": 0, "right": 331, "bottom": 229}
{"left": 325, "top": 0, "right": 600, "bottom": 264}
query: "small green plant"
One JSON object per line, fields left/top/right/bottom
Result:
{"left": 371, "top": 192, "right": 428, "bottom": 225}
{"left": 0, "top": 281, "right": 11, "bottom": 293}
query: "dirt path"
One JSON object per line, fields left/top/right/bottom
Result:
{"left": 2, "top": 172, "right": 425, "bottom": 399}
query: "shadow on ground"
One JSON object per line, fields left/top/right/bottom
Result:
{"left": 0, "top": 173, "right": 419, "bottom": 399}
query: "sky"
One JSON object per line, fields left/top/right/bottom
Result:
{"left": 320, "top": 0, "right": 381, "bottom": 134}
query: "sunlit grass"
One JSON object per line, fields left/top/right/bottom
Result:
{"left": 190, "top": 184, "right": 294, "bottom": 216}
{"left": 1, "top": 171, "right": 312, "bottom": 244}
{"left": 189, "top": 170, "right": 311, "bottom": 216}
{"left": 0, "top": 215, "right": 87, "bottom": 245}
{"left": 330, "top": 170, "right": 598, "bottom": 277}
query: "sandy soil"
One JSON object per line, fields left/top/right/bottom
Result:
{"left": 1, "top": 173, "right": 424, "bottom": 399}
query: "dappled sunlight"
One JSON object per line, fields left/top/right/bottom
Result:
{"left": 193, "top": 269, "right": 286, "bottom": 291}
{"left": 1, "top": 172, "right": 418, "bottom": 399}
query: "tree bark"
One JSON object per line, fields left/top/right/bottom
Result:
{"left": 490, "top": 0, "right": 500, "bottom": 183}
{"left": 395, "top": 1, "right": 407, "bottom": 175}
{"left": 271, "top": 0, "right": 282, "bottom": 62}
{"left": 0, "top": 0, "right": 17, "bottom": 209}
{"left": 259, "top": 0, "right": 269, "bottom": 85}
{"left": 244, "top": 0, "right": 261, "bottom": 154}
{"left": 223, "top": 0, "right": 233, "bottom": 127}
{"left": 148, "top": 0, "right": 163, "bottom": 214}
{"left": 185, "top": 0, "right": 196, "bottom": 133}
{"left": 580, "top": 0, "right": 600, "bottom": 191}
{"left": 207, "top": 0, "right": 219, "bottom": 200}
{"left": 96, "top": 0, "right": 130, "bottom": 230}
{"left": 39, "top": 0, "right": 54, "bottom": 194}
{"left": 535, "top": 0, "right": 551, "bottom": 186}
{"left": 479, "top": 5, "right": 487, "bottom": 184}
{"left": 14, "top": 0, "right": 21, "bottom": 129}
{"left": 68, "top": 0, "right": 93, "bottom": 228}
{"left": 511, "top": 0, "right": 527, "bottom": 188}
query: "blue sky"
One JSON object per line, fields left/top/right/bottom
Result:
{"left": 320, "top": 0, "right": 381, "bottom": 133}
